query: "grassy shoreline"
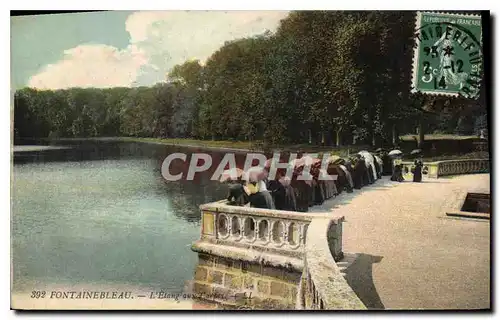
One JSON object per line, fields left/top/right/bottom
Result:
{"left": 399, "top": 134, "right": 479, "bottom": 141}
{"left": 48, "top": 137, "right": 262, "bottom": 153}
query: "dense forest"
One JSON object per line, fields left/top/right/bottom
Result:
{"left": 14, "top": 11, "right": 487, "bottom": 147}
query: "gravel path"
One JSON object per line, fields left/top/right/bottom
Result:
{"left": 312, "top": 174, "right": 490, "bottom": 310}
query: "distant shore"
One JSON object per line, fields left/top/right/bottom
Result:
{"left": 14, "top": 136, "right": 488, "bottom": 162}
{"left": 39, "top": 137, "right": 365, "bottom": 157}
{"left": 13, "top": 145, "right": 71, "bottom": 153}
{"left": 46, "top": 137, "right": 263, "bottom": 154}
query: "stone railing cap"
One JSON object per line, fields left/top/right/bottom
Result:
{"left": 434, "top": 158, "right": 489, "bottom": 164}
{"left": 305, "top": 218, "right": 366, "bottom": 310}
{"left": 200, "top": 201, "right": 343, "bottom": 222}
{"left": 402, "top": 158, "right": 489, "bottom": 165}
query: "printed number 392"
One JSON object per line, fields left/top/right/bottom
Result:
{"left": 30, "top": 291, "right": 46, "bottom": 298}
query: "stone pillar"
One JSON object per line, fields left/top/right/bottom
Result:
{"left": 326, "top": 219, "right": 344, "bottom": 261}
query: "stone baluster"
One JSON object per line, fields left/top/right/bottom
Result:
{"left": 284, "top": 221, "right": 290, "bottom": 245}
{"left": 217, "top": 213, "right": 229, "bottom": 239}
{"left": 231, "top": 216, "right": 243, "bottom": 240}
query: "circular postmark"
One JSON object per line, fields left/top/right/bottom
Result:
{"left": 411, "top": 12, "right": 483, "bottom": 99}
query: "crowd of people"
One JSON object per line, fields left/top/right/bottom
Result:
{"left": 222, "top": 149, "right": 426, "bottom": 212}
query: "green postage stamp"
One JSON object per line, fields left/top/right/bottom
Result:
{"left": 411, "top": 12, "right": 483, "bottom": 99}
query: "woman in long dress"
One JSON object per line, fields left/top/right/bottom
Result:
{"left": 411, "top": 160, "right": 423, "bottom": 183}
{"left": 390, "top": 157, "right": 404, "bottom": 182}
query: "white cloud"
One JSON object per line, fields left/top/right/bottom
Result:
{"left": 28, "top": 11, "right": 289, "bottom": 90}
{"left": 127, "top": 11, "right": 289, "bottom": 71}
{"left": 28, "top": 44, "right": 148, "bottom": 89}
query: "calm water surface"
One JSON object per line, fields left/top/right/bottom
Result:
{"left": 11, "top": 141, "right": 229, "bottom": 294}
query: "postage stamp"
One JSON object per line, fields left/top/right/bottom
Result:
{"left": 411, "top": 12, "right": 483, "bottom": 99}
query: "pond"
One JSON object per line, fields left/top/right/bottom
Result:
{"left": 11, "top": 140, "right": 231, "bottom": 296}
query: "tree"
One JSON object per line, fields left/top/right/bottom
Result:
{"left": 169, "top": 60, "right": 204, "bottom": 88}
{"left": 13, "top": 11, "right": 486, "bottom": 146}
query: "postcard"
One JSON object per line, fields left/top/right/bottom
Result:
{"left": 11, "top": 10, "right": 490, "bottom": 310}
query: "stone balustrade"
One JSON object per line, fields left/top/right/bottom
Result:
{"left": 194, "top": 200, "right": 327, "bottom": 265}
{"left": 401, "top": 158, "right": 489, "bottom": 179}
{"left": 191, "top": 200, "right": 366, "bottom": 310}
{"left": 436, "top": 159, "right": 489, "bottom": 177}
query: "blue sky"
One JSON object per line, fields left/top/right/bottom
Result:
{"left": 11, "top": 10, "right": 289, "bottom": 90}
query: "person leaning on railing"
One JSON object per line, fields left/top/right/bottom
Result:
{"left": 243, "top": 168, "right": 276, "bottom": 210}
{"left": 227, "top": 182, "right": 249, "bottom": 206}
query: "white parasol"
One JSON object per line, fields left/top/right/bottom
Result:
{"left": 388, "top": 149, "right": 403, "bottom": 157}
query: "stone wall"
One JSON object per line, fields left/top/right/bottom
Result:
{"left": 192, "top": 253, "right": 301, "bottom": 309}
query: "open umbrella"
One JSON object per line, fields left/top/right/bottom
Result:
{"left": 388, "top": 149, "right": 403, "bottom": 157}
{"left": 219, "top": 168, "right": 244, "bottom": 183}
{"left": 410, "top": 149, "right": 422, "bottom": 156}
{"left": 359, "top": 151, "right": 374, "bottom": 162}
{"left": 375, "top": 147, "right": 384, "bottom": 153}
